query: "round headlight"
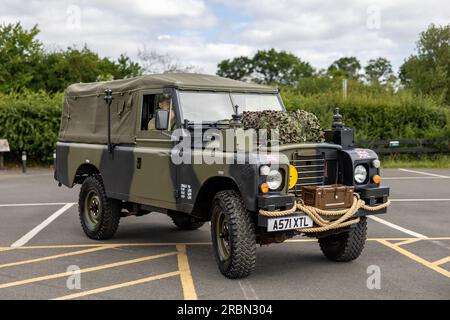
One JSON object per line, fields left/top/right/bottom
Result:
{"left": 267, "top": 170, "right": 283, "bottom": 190}
{"left": 354, "top": 165, "right": 368, "bottom": 184}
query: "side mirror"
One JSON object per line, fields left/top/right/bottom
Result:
{"left": 155, "top": 109, "right": 169, "bottom": 130}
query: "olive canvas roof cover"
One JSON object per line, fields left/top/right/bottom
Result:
{"left": 59, "top": 73, "right": 278, "bottom": 144}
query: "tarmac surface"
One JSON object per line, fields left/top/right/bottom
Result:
{"left": 0, "top": 167, "right": 449, "bottom": 300}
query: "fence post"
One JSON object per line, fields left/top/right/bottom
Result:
{"left": 22, "top": 151, "right": 27, "bottom": 174}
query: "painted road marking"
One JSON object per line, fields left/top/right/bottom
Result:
{"left": 368, "top": 215, "right": 428, "bottom": 238}
{"left": 394, "top": 238, "right": 423, "bottom": 246}
{"left": 0, "top": 245, "right": 116, "bottom": 269}
{"left": 0, "top": 251, "right": 177, "bottom": 289}
{"left": 11, "top": 203, "right": 76, "bottom": 247}
{"left": 377, "top": 239, "right": 450, "bottom": 278}
{"left": 176, "top": 244, "right": 198, "bottom": 300}
{"left": 53, "top": 271, "right": 180, "bottom": 300}
{"left": 0, "top": 202, "right": 71, "bottom": 207}
{"left": 384, "top": 177, "right": 450, "bottom": 180}
{"left": 398, "top": 168, "right": 450, "bottom": 178}
{"left": 0, "top": 239, "right": 449, "bottom": 298}
{"left": 0, "top": 242, "right": 212, "bottom": 250}
{"left": 432, "top": 256, "right": 450, "bottom": 266}
{"left": 1, "top": 238, "right": 450, "bottom": 251}
{"left": 239, "top": 280, "right": 259, "bottom": 300}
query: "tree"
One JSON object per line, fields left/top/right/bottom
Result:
{"left": 31, "top": 46, "right": 142, "bottom": 92}
{"left": 114, "top": 54, "right": 142, "bottom": 79}
{"left": 217, "top": 56, "right": 253, "bottom": 81}
{"left": 328, "top": 56, "right": 361, "bottom": 79}
{"left": 216, "top": 49, "right": 313, "bottom": 86}
{"left": 0, "top": 23, "right": 43, "bottom": 92}
{"left": 399, "top": 24, "right": 450, "bottom": 103}
{"left": 364, "top": 57, "right": 396, "bottom": 85}
{"left": 138, "top": 47, "right": 200, "bottom": 74}
{"left": 252, "top": 49, "right": 314, "bottom": 85}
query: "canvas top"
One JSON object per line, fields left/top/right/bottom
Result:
{"left": 59, "top": 74, "right": 278, "bottom": 144}
{"left": 65, "top": 73, "right": 278, "bottom": 96}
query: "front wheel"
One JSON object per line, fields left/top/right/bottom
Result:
{"left": 78, "top": 175, "right": 121, "bottom": 240}
{"left": 318, "top": 217, "right": 367, "bottom": 262}
{"left": 211, "top": 190, "right": 256, "bottom": 279}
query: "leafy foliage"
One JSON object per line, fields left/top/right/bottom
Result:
{"left": 217, "top": 49, "right": 314, "bottom": 85}
{"left": 364, "top": 57, "right": 396, "bottom": 86}
{"left": 327, "top": 57, "right": 361, "bottom": 79}
{"left": 0, "top": 23, "right": 142, "bottom": 93}
{"left": 400, "top": 24, "right": 450, "bottom": 103}
{"left": 281, "top": 83, "right": 450, "bottom": 141}
{"left": 0, "top": 23, "right": 43, "bottom": 92}
{"left": 0, "top": 91, "right": 63, "bottom": 162}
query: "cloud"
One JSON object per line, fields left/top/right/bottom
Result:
{"left": 214, "top": 0, "right": 450, "bottom": 70}
{"left": 0, "top": 0, "right": 449, "bottom": 74}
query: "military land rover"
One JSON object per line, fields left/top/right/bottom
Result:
{"left": 55, "top": 73, "right": 390, "bottom": 278}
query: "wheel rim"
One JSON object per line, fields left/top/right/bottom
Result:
{"left": 85, "top": 190, "right": 101, "bottom": 227}
{"left": 215, "top": 208, "right": 231, "bottom": 261}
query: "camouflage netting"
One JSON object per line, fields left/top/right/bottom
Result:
{"left": 241, "top": 110, "right": 324, "bottom": 144}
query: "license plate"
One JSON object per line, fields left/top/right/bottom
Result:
{"left": 267, "top": 215, "right": 314, "bottom": 232}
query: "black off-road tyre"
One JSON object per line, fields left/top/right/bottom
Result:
{"left": 318, "top": 217, "right": 367, "bottom": 262}
{"left": 170, "top": 214, "right": 205, "bottom": 230}
{"left": 79, "top": 175, "right": 121, "bottom": 240}
{"left": 211, "top": 190, "right": 256, "bottom": 279}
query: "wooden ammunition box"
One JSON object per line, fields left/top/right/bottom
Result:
{"left": 302, "top": 184, "right": 354, "bottom": 209}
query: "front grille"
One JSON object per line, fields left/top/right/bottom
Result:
{"left": 290, "top": 154, "right": 325, "bottom": 196}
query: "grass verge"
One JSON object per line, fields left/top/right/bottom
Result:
{"left": 381, "top": 154, "right": 450, "bottom": 168}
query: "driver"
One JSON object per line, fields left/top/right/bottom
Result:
{"left": 148, "top": 95, "right": 175, "bottom": 130}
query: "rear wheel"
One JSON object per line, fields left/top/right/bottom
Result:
{"left": 170, "top": 214, "right": 205, "bottom": 230}
{"left": 318, "top": 217, "right": 367, "bottom": 262}
{"left": 211, "top": 190, "right": 256, "bottom": 279}
{"left": 79, "top": 175, "right": 121, "bottom": 240}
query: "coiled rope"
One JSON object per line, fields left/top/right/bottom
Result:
{"left": 259, "top": 193, "right": 391, "bottom": 233}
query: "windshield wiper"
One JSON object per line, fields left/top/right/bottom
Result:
{"left": 183, "top": 119, "right": 231, "bottom": 129}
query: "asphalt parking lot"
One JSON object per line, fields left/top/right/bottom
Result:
{"left": 0, "top": 167, "right": 449, "bottom": 300}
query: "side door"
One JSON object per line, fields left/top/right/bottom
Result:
{"left": 129, "top": 89, "right": 178, "bottom": 210}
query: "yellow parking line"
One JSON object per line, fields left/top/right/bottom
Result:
{"left": 0, "top": 251, "right": 177, "bottom": 289}
{"left": 52, "top": 271, "right": 180, "bottom": 300}
{"left": 0, "top": 246, "right": 116, "bottom": 269}
{"left": 0, "top": 237, "right": 449, "bottom": 252}
{"left": 432, "top": 256, "right": 450, "bottom": 266}
{"left": 0, "top": 242, "right": 212, "bottom": 250}
{"left": 176, "top": 244, "right": 198, "bottom": 300}
{"left": 377, "top": 240, "right": 450, "bottom": 278}
{"left": 394, "top": 238, "right": 423, "bottom": 246}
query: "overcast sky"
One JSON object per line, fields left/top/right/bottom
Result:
{"left": 1, "top": 0, "right": 449, "bottom": 74}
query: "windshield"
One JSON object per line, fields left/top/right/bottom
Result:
{"left": 178, "top": 91, "right": 283, "bottom": 123}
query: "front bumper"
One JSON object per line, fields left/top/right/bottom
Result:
{"left": 257, "top": 186, "right": 390, "bottom": 229}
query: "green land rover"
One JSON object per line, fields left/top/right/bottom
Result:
{"left": 55, "top": 73, "right": 390, "bottom": 278}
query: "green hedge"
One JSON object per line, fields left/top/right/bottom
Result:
{"left": 281, "top": 85, "right": 450, "bottom": 141}
{"left": 0, "top": 86, "right": 448, "bottom": 164}
{"left": 0, "top": 91, "right": 63, "bottom": 163}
